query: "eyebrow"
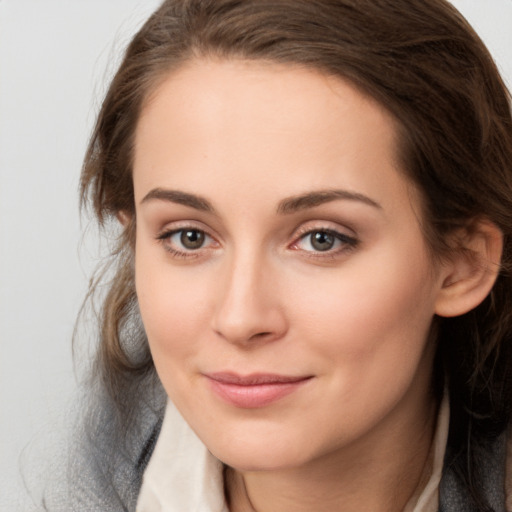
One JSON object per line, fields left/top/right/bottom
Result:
{"left": 141, "top": 188, "right": 214, "bottom": 212}
{"left": 140, "top": 187, "right": 381, "bottom": 214}
{"left": 277, "top": 189, "right": 381, "bottom": 214}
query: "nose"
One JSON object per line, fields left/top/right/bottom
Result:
{"left": 212, "top": 250, "right": 288, "bottom": 346}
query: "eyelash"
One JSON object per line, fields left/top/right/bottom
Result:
{"left": 155, "top": 225, "right": 359, "bottom": 260}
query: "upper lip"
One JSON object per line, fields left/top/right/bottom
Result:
{"left": 204, "top": 372, "right": 312, "bottom": 386}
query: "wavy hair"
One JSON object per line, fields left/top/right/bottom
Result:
{"left": 78, "top": 0, "right": 512, "bottom": 509}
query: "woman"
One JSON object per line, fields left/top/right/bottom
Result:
{"left": 58, "top": 0, "right": 512, "bottom": 510}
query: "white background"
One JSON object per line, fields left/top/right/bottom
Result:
{"left": 0, "top": 0, "right": 511, "bottom": 509}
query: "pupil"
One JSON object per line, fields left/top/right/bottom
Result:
{"left": 181, "top": 230, "right": 204, "bottom": 249}
{"left": 311, "top": 231, "right": 334, "bottom": 251}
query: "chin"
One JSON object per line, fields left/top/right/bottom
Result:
{"left": 206, "top": 430, "right": 315, "bottom": 472}
{"left": 217, "top": 449, "right": 304, "bottom": 473}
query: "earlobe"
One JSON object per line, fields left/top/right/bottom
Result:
{"left": 434, "top": 220, "right": 503, "bottom": 318}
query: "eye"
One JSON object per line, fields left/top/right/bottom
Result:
{"left": 293, "top": 229, "right": 358, "bottom": 253}
{"left": 157, "top": 227, "right": 216, "bottom": 257}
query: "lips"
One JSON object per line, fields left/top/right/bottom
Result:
{"left": 204, "top": 372, "right": 312, "bottom": 408}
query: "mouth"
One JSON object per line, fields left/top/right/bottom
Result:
{"left": 203, "top": 372, "right": 313, "bottom": 409}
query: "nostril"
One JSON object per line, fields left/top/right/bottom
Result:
{"left": 249, "top": 331, "right": 272, "bottom": 341}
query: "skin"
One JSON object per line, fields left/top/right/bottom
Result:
{"left": 133, "top": 59, "right": 453, "bottom": 512}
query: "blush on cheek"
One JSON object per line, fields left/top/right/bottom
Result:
{"left": 137, "top": 271, "right": 212, "bottom": 372}
{"left": 299, "top": 264, "right": 435, "bottom": 373}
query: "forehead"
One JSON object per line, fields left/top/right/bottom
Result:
{"left": 133, "top": 58, "right": 414, "bottom": 217}
{"left": 137, "top": 58, "right": 398, "bottom": 153}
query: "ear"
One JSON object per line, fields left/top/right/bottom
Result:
{"left": 434, "top": 220, "right": 503, "bottom": 318}
{"left": 117, "top": 210, "right": 131, "bottom": 227}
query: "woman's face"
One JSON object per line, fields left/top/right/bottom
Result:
{"left": 133, "top": 59, "right": 446, "bottom": 471}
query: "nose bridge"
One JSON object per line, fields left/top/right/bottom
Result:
{"left": 213, "top": 245, "right": 286, "bottom": 344}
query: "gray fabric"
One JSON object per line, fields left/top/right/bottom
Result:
{"left": 35, "top": 382, "right": 165, "bottom": 512}
{"left": 43, "top": 412, "right": 162, "bottom": 512}
{"left": 439, "top": 431, "right": 507, "bottom": 512}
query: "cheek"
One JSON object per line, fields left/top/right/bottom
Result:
{"left": 290, "top": 243, "right": 438, "bottom": 373}
{"left": 134, "top": 245, "right": 212, "bottom": 367}
{"left": 278, "top": 246, "right": 438, "bottom": 444}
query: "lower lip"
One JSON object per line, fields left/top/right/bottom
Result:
{"left": 206, "top": 377, "right": 311, "bottom": 409}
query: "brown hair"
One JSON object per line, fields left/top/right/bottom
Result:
{"left": 79, "top": 0, "right": 512, "bottom": 508}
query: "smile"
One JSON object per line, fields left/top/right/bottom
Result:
{"left": 203, "top": 372, "right": 313, "bottom": 409}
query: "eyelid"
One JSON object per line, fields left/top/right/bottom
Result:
{"left": 291, "top": 220, "right": 357, "bottom": 241}
{"left": 155, "top": 218, "right": 217, "bottom": 241}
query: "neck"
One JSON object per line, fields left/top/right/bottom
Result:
{"left": 226, "top": 389, "right": 438, "bottom": 512}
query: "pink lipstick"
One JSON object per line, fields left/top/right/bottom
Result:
{"left": 204, "top": 372, "right": 312, "bottom": 408}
